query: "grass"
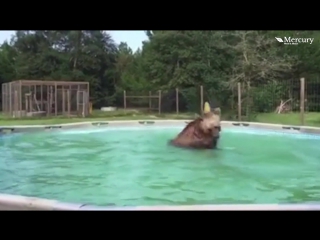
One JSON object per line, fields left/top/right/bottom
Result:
{"left": 0, "top": 109, "right": 196, "bottom": 126}
{"left": 1, "top": 109, "right": 320, "bottom": 127}
{"left": 256, "top": 112, "right": 320, "bottom": 127}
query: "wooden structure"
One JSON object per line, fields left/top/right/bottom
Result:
{"left": 1, "top": 80, "right": 89, "bottom": 118}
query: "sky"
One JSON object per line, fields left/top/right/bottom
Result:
{"left": 0, "top": 30, "right": 148, "bottom": 52}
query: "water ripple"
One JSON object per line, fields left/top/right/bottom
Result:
{"left": 1, "top": 127, "right": 320, "bottom": 206}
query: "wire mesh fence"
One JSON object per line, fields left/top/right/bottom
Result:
{"left": 234, "top": 78, "right": 306, "bottom": 126}
{"left": 1, "top": 78, "right": 318, "bottom": 126}
{"left": 305, "top": 76, "right": 320, "bottom": 112}
{"left": 123, "top": 90, "right": 161, "bottom": 114}
{"left": 122, "top": 87, "right": 202, "bottom": 115}
{"left": 120, "top": 78, "right": 311, "bottom": 126}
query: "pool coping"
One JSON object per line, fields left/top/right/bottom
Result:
{"left": 1, "top": 120, "right": 320, "bottom": 210}
{"left": 0, "top": 193, "right": 320, "bottom": 210}
{"left": 1, "top": 119, "right": 320, "bottom": 134}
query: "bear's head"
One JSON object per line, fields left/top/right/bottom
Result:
{"left": 199, "top": 102, "right": 221, "bottom": 139}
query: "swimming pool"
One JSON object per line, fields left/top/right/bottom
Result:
{"left": 1, "top": 123, "right": 320, "bottom": 208}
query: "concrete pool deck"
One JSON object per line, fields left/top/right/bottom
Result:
{"left": 1, "top": 120, "right": 320, "bottom": 210}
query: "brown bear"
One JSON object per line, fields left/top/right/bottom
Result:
{"left": 169, "top": 102, "right": 221, "bottom": 149}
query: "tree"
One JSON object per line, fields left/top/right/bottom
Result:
{"left": 2, "top": 30, "right": 320, "bottom": 116}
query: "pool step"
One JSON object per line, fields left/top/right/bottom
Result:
{"left": 92, "top": 122, "right": 109, "bottom": 127}
{"left": 282, "top": 126, "right": 300, "bottom": 131}
{"left": 44, "top": 126, "right": 62, "bottom": 130}
{"left": 138, "top": 121, "right": 155, "bottom": 125}
{"left": 0, "top": 128, "right": 14, "bottom": 134}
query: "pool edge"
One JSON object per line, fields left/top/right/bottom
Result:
{"left": 1, "top": 120, "right": 320, "bottom": 210}
{"left": 0, "top": 193, "right": 319, "bottom": 210}
{"left": 1, "top": 120, "right": 320, "bottom": 135}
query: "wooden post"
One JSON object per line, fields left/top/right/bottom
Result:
{"left": 176, "top": 88, "right": 179, "bottom": 114}
{"left": 158, "top": 90, "right": 162, "bottom": 114}
{"left": 46, "top": 86, "right": 49, "bottom": 116}
{"left": 9, "top": 83, "right": 14, "bottom": 117}
{"left": 6, "top": 84, "right": 8, "bottom": 114}
{"left": 50, "top": 86, "right": 53, "bottom": 116}
{"left": 149, "top": 91, "right": 152, "bottom": 111}
{"left": 89, "top": 102, "right": 92, "bottom": 115}
{"left": 123, "top": 90, "right": 127, "bottom": 109}
{"left": 69, "top": 85, "right": 72, "bottom": 115}
{"left": 30, "top": 87, "right": 33, "bottom": 112}
{"left": 19, "top": 80, "right": 22, "bottom": 118}
{"left": 87, "top": 83, "right": 90, "bottom": 116}
{"left": 1, "top": 83, "right": 7, "bottom": 113}
{"left": 200, "top": 85, "right": 204, "bottom": 115}
{"left": 246, "top": 81, "right": 251, "bottom": 118}
{"left": 13, "top": 84, "right": 15, "bottom": 116}
{"left": 5, "top": 83, "right": 7, "bottom": 114}
{"left": 2, "top": 84, "right": 3, "bottom": 113}
{"left": 40, "top": 83, "right": 43, "bottom": 111}
{"left": 28, "top": 85, "right": 31, "bottom": 114}
{"left": 67, "top": 90, "right": 71, "bottom": 116}
{"left": 14, "top": 90, "right": 18, "bottom": 118}
{"left": 25, "top": 94, "right": 28, "bottom": 113}
{"left": 4, "top": 84, "right": 6, "bottom": 113}
{"left": 29, "top": 94, "right": 32, "bottom": 112}
{"left": 33, "top": 85, "right": 37, "bottom": 110}
{"left": 300, "top": 78, "right": 305, "bottom": 125}
{"left": 55, "top": 82, "right": 57, "bottom": 116}
{"left": 77, "top": 85, "right": 80, "bottom": 112}
{"left": 62, "top": 87, "right": 65, "bottom": 115}
{"left": 2, "top": 83, "right": 6, "bottom": 114}
{"left": 82, "top": 91, "right": 86, "bottom": 117}
{"left": 48, "top": 87, "right": 51, "bottom": 116}
{"left": 1, "top": 84, "right": 3, "bottom": 113}
{"left": 238, "top": 82, "right": 242, "bottom": 122}
{"left": 2, "top": 84, "right": 5, "bottom": 113}
{"left": 5, "top": 84, "right": 7, "bottom": 113}
{"left": 1, "top": 84, "right": 4, "bottom": 113}
{"left": 231, "top": 87, "right": 234, "bottom": 110}
{"left": 13, "top": 84, "right": 16, "bottom": 117}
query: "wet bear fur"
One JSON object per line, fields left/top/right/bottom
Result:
{"left": 169, "top": 105, "right": 221, "bottom": 150}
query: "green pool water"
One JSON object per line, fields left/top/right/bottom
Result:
{"left": 1, "top": 126, "right": 320, "bottom": 206}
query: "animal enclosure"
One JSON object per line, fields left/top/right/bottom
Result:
{"left": 1, "top": 80, "right": 90, "bottom": 118}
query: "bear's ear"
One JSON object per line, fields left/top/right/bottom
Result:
{"left": 203, "top": 102, "right": 211, "bottom": 114}
{"left": 213, "top": 108, "right": 221, "bottom": 116}
{"left": 194, "top": 113, "right": 201, "bottom": 118}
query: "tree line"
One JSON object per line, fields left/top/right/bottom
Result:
{"left": 1, "top": 31, "right": 320, "bottom": 116}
